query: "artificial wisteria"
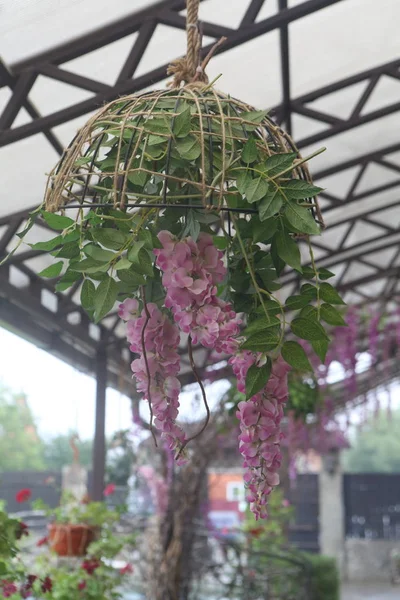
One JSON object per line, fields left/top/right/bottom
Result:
{"left": 232, "top": 354, "right": 290, "bottom": 519}
{"left": 119, "top": 231, "right": 290, "bottom": 518}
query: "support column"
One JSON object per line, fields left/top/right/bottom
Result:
{"left": 319, "top": 449, "right": 345, "bottom": 574}
{"left": 92, "top": 344, "right": 107, "bottom": 501}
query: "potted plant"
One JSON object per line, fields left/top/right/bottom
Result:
{"left": 33, "top": 492, "right": 123, "bottom": 557}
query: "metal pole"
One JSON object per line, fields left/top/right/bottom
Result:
{"left": 92, "top": 343, "right": 107, "bottom": 501}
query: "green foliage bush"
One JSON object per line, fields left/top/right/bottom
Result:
{"left": 306, "top": 553, "right": 339, "bottom": 600}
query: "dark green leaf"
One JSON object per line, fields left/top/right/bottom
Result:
{"left": 38, "top": 261, "right": 63, "bottom": 278}
{"left": 291, "top": 318, "right": 328, "bottom": 341}
{"left": 235, "top": 171, "right": 252, "bottom": 196}
{"left": 245, "top": 359, "right": 272, "bottom": 400}
{"left": 301, "top": 266, "right": 315, "bottom": 280}
{"left": 94, "top": 275, "right": 119, "bottom": 322}
{"left": 241, "top": 327, "right": 281, "bottom": 352}
{"left": 92, "top": 228, "right": 129, "bottom": 250}
{"left": 245, "top": 177, "right": 269, "bottom": 204}
{"left": 55, "top": 270, "right": 81, "bottom": 292}
{"left": 271, "top": 241, "right": 285, "bottom": 277}
{"left": 264, "top": 152, "right": 297, "bottom": 177}
{"left": 243, "top": 315, "right": 280, "bottom": 337}
{"left": 41, "top": 212, "right": 75, "bottom": 231}
{"left": 253, "top": 217, "right": 278, "bottom": 243}
{"left": 279, "top": 180, "right": 323, "bottom": 200}
{"left": 30, "top": 236, "right": 63, "bottom": 251}
{"left": 241, "top": 139, "right": 258, "bottom": 164}
{"left": 255, "top": 299, "right": 282, "bottom": 315}
{"left": 319, "top": 282, "right": 346, "bottom": 305}
{"left": 300, "top": 283, "right": 317, "bottom": 299}
{"left": 118, "top": 268, "right": 146, "bottom": 285}
{"left": 299, "top": 305, "right": 318, "bottom": 320}
{"left": 318, "top": 268, "right": 335, "bottom": 280}
{"left": 54, "top": 241, "right": 80, "bottom": 259}
{"left": 173, "top": 105, "right": 191, "bottom": 138}
{"left": 83, "top": 244, "right": 115, "bottom": 263}
{"left": 128, "top": 243, "right": 153, "bottom": 276}
{"left": 175, "top": 135, "right": 201, "bottom": 160}
{"left": 127, "top": 169, "right": 148, "bottom": 187}
{"left": 285, "top": 295, "right": 309, "bottom": 310}
{"left": 281, "top": 341, "right": 312, "bottom": 372}
{"left": 138, "top": 229, "right": 154, "bottom": 250}
{"left": 274, "top": 230, "right": 302, "bottom": 272}
{"left": 320, "top": 303, "right": 346, "bottom": 326}
{"left": 259, "top": 188, "right": 283, "bottom": 221}
{"left": 81, "top": 279, "right": 96, "bottom": 310}
{"left": 70, "top": 258, "right": 109, "bottom": 273}
{"left": 311, "top": 338, "right": 329, "bottom": 363}
{"left": 284, "top": 202, "right": 321, "bottom": 235}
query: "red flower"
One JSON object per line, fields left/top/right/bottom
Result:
{"left": 81, "top": 558, "right": 100, "bottom": 575}
{"left": 248, "top": 527, "right": 263, "bottom": 538}
{"left": 41, "top": 576, "right": 53, "bottom": 593}
{"left": 103, "top": 483, "right": 116, "bottom": 497}
{"left": 77, "top": 581, "right": 87, "bottom": 591}
{"left": 16, "top": 521, "right": 29, "bottom": 539}
{"left": 20, "top": 575, "right": 37, "bottom": 599}
{"left": 120, "top": 563, "right": 133, "bottom": 575}
{"left": 1, "top": 580, "right": 18, "bottom": 597}
{"left": 15, "top": 488, "right": 31, "bottom": 503}
{"left": 36, "top": 536, "right": 48, "bottom": 547}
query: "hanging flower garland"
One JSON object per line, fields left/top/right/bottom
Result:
{"left": 16, "top": 2, "right": 349, "bottom": 519}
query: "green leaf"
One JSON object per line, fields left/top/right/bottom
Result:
{"left": 319, "top": 282, "right": 346, "bottom": 305}
{"left": 241, "top": 139, "right": 258, "bottom": 164}
{"left": 83, "top": 244, "right": 115, "bottom": 263}
{"left": 127, "top": 169, "right": 148, "bottom": 187}
{"left": 94, "top": 275, "right": 119, "bottom": 322}
{"left": 271, "top": 240, "right": 285, "bottom": 276}
{"left": 259, "top": 188, "right": 283, "bottom": 221}
{"left": 245, "top": 177, "right": 269, "bottom": 203}
{"left": 243, "top": 315, "right": 280, "bottom": 337}
{"left": 118, "top": 268, "right": 146, "bottom": 285}
{"left": 173, "top": 105, "right": 192, "bottom": 138}
{"left": 114, "top": 258, "right": 132, "bottom": 271}
{"left": 175, "top": 135, "right": 201, "bottom": 160}
{"left": 236, "top": 171, "right": 253, "bottom": 195}
{"left": 301, "top": 266, "right": 315, "bottom": 280}
{"left": 274, "top": 230, "right": 302, "bottom": 272}
{"left": 281, "top": 341, "right": 312, "bottom": 372}
{"left": 147, "top": 134, "right": 166, "bottom": 146}
{"left": 318, "top": 268, "right": 335, "bottom": 280}
{"left": 253, "top": 217, "right": 278, "bottom": 243}
{"left": 291, "top": 318, "right": 328, "bottom": 341}
{"left": 285, "top": 295, "right": 309, "bottom": 310}
{"left": 54, "top": 241, "right": 80, "bottom": 259}
{"left": 38, "top": 261, "right": 63, "bottom": 278}
{"left": 241, "top": 110, "right": 267, "bottom": 126}
{"left": 241, "top": 327, "right": 281, "bottom": 352}
{"left": 213, "top": 236, "right": 229, "bottom": 250}
{"left": 41, "top": 211, "right": 75, "bottom": 231}
{"left": 54, "top": 270, "right": 81, "bottom": 292}
{"left": 284, "top": 202, "right": 321, "bottom": 235}
{"left": 311, "top": 338, "right": 329, "bottom": 363}
{"left": 245, "top": 359, "right": 272, "bottom": 400}
{"left": 300, "top": 283, "right": 317, "bottom": 299}
{"left": 263, "top": 152, "right": 297, "bottom": 177}
{"left": 70, "top": 258, "right": 109, "bottom": 273}
{"left": 299, "top": 305, "right": 318, "bottom": 320}
{"left": 92, "top": 228, "right": 129, "bottom": 250}
{"left": 30, "top": 236, "right": 63, "bottom": 251}
{"left": 320, "top": 303, "right": 346, "bottom": 326}
{"left": 128, "top": 243, "right": 153, "bottom": 276}
{"left": 81, "top": 279, "right": 96, "bottom": 311}
{"left": 255, "top": 299, "right": 282, "bottom": 316}
{"left": 279, "top": 180, "right": 323, "bottom": 200}
{"left": 138, "top": 229, "right": 154, "bottom": 250}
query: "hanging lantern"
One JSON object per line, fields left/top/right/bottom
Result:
{"left": 37, "top": 0, "right": 343, "bottom": 520}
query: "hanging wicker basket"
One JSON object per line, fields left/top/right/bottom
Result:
{"left": 44, "top": 86, "right": 323, "bottom": 229}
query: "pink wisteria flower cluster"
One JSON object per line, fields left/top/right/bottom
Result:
{"left": 154, "top": 231, "right": 241, "bottom": 354}
{"left": 119, "top": 230, "right": 288, "bottom": 518}
{"left": 231, "top": 353, "right": 290, "bottom": 519}
{"left": 118, "top": 298, "right": 186, "bottom": 461}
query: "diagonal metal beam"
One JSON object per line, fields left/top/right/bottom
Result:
{"left": 117, "top": 20, "right": 158, "bottom": 83}
{"left": 0, "top": 0, "right": 346, "bottom": 147}
{"left": 240, "top": 0, "right": 266, "bottom": 27}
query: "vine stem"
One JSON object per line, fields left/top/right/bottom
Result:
{"left": 140, "top": 285, "right": 158, "bottom": 447}
{"left": 183, "top": 336, "right": 211, "bottom": 445}
{"left": 307, "top": 237, "right": 321, "bottom": 318}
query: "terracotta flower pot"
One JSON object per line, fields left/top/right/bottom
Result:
{"left": 48, "top": 523, "right": 96, "bottom": 557}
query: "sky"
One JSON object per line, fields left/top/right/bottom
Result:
{"left": 0, "top": 325, "right": 229, "bottom": 442}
